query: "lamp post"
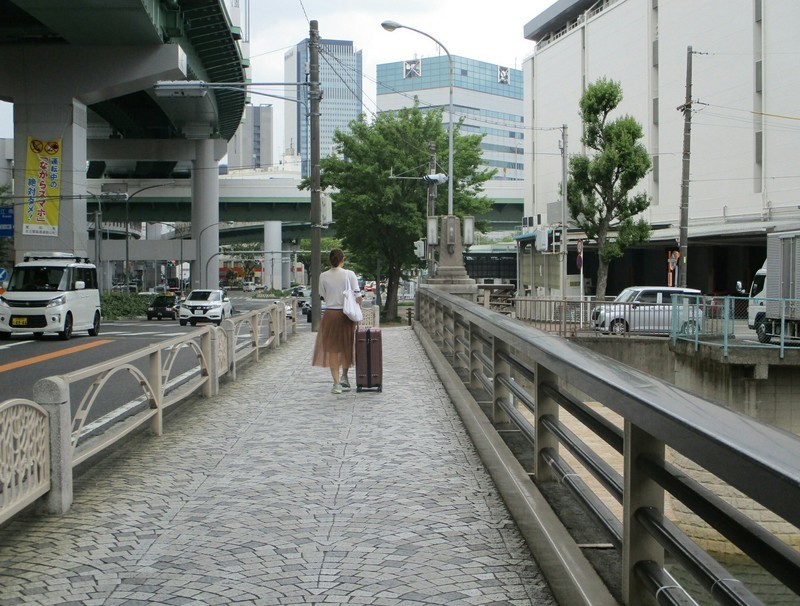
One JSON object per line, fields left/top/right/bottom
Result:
{"left": 381, "top": 20, "right": 454, "bottom": 217}
{"left": 104, "top": 181, "right": 174, "bottom": 291}
{"left": 382, "top": 21, "right": 475, "bottom": 297}
{"left": 198, "top": 220, "right": 233, "bottom": 289}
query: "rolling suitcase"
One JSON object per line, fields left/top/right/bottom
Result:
{"left": 355, "top": 327, "right": 382, "bottom": 392}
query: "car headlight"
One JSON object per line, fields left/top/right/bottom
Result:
{"left": 46, "top": 295, "right": 66, "bottom": 308}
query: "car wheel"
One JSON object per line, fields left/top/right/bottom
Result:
{"left": 190, "top": 321, "right": 196, "bottom": 326}
{"left": 180, "top": 320, "right": 187, "bottom": 326}
{"left": 88, "top": 311, "right": 101, "bottom": 336}
{"left": 755, "top": 319, "right": 771, "bottom": 344}
{"left": 59, "top": 312, "right": 73, "bottom": 340}
{"left": 609, "top": 319, "right": 628, "bottom": 335}
{"left": 0, "top": 332, "right": 9, "bottom": 340}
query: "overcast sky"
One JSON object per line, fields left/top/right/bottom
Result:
{"left": 0, "top": 0, "right": 557, "bottom": 160}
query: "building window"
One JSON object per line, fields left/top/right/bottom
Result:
{"left": 755, "top": 60, "right": 763, "bottom": 93}
{"left": 755, "top": 130, "right": 763, "bottom": 165}
{"left": 653, "top": 97, "right": 659, "bottom": 125}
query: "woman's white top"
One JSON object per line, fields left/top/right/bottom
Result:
{"left": 318, "top": 267, "right": 360, "bottom": 309}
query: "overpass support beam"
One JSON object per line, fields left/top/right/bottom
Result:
{"left": 193, "top": 139, "right": 219, "bottom": 290}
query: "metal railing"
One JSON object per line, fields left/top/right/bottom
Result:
{"left": 415, "top": 285, "right": 800, "bottom": 606}
{"left": 0, "top": 303, "right": 291, "bottom": 526}
{"left": 683, "top": 295, "right": 800, "bottom": 358}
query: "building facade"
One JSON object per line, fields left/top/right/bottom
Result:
{"left": 522, "top": 0, "right": 800, "bottom": 296}
{"left": 377, "top": 55, "right": 525, "bottom": 181}
{"left": 227, "top": 104, "right": 274, "bottom": 171}
{"left": 284, "top": 38, "right": 363, "bottom": 177}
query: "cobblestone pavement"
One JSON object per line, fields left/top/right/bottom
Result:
{"left": 0, "top": 327, "right": 556, "bottom": 605}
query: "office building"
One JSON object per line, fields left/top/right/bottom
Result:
{"left": 521, "top": 0, "right": 800, "bottom": 294}
{"left": 284, "top": 38, "right": 363, "bottom": 177}
{"left": 377, "top": 56, "right": 524, "bottom": 181}
{"left": 227, "top": 104, "right": 274, "bottom": 171}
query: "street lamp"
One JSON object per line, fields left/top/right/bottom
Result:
{"left": 198, "top": 220, "right": 233, "bottom": 289}
{"left": 381, "top": 20, "right": 454, "bottom": 217}
{"left": 102, "top": 181, "right": 174, "bottom": 291}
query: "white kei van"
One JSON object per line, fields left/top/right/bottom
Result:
{"left": 0, "top": 252, "right": 101, "bottom": 340}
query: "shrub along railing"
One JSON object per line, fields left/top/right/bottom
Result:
{"left": 0, "top": 303, "right": 291, "bottom": 526}
{"left": 415, "top": 285, "right": 800, "bottom": 606}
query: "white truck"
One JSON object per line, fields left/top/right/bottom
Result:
{"left": 748, "top": 230, "right": 800, "bottom": 343}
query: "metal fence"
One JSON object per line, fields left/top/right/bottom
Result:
{"left": 0, "top": 301, "right": 293, "bottom": 526}
{"left": 416, "top": 286, "right": 800, "bottom": 606}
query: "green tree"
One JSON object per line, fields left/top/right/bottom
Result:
{"left": 309, "top": 104, "right": 493, "bottom": 320}
{"left": 567, "top": 78, "right": 652, "bottom": 300}
{"left": 227, "top": 241, "right": 262, "bottom": 283}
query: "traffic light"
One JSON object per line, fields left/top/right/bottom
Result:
{"left": 422, "top": 173, "right": 447, "bottom": 184}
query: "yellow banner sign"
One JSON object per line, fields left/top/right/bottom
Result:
{"left": 23, "top": 136, "right": 62, "bottom": 236}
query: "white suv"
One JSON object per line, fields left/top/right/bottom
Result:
{"left": 179, "top": 289, "right": 233, "bottom": 326}
{"left": 591, "top": 286, "right": 703, "bottom": 335}
{"left": 0, "top": 252, "right": 101, "bottom": 340}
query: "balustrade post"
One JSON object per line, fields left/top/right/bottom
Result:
{"left": 33, "top": 377, "right": 72, "bottom": 515}
{"left": 221, "top": 318, "right": 236, "bottom": 379}
{"left": 468, "top": 322, "right": 482, "bottom": 393}
{"left": 492, "top": 339, "right": 512, "bottom": 427}
{"left": 148, "top": 350, "right": 163, "bottom": 436}
{"left": 622, "top": 422, "right": 665, "bottom": 605}
{"left": 202, "top": 328, "right": 218, "bottom": 397}
{"left": 534, "top": 365, "right": 560, "bottom": 483}
{"left": 453, "top": 312, "right": 467, "bottom": 378}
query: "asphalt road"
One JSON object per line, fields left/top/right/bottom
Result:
{"left": 0, "top": 294, "right": 293, "bottom": 424}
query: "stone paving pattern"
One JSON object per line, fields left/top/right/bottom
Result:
{"left": 0, "top": 327, "right": 556, "bottom": 605}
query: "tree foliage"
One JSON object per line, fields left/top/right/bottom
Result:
{"left": 307, "top": 104, "right": 493, "bottom": 320}
{"left": 567, "top": 78, "right": 652, "bottom": 300}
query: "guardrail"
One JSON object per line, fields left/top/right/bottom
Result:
{"left": 0, "top": 302, "right": 292, "bottom": 526}
{"left": 684, "top": 295, "right": 800, "bottom": 358}
{"left": 416, "top": 285, "right": 800, "bottom": 606}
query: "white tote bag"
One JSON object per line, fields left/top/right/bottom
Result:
{"left": 343, "top": 279, "right": 363, "bottom": 323}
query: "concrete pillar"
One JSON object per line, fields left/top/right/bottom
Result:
{"left": 13, "top": 100, "right": 88, "bottom": 261}
{"left": 33, "top": 377, "right": 73, "bottom": 515}
{"left": 263, "top": 220, "right": 282, "bottom": 290}
{"left": 427, "top": 215, "right": 477, "bottom": 302}
{"left": 192, "top": 139, "right": 219, "bottom": 289}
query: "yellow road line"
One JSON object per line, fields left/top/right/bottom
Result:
{"left": 0, "top": 339, "right": 113, "bottom": 373}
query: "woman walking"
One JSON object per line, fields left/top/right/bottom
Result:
{"left": 312, "top": 249, "right": 362, "bottom": 393}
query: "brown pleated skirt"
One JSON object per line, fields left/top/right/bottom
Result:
{"left": 311, "top": 309, "right": 356, "bottom": 369}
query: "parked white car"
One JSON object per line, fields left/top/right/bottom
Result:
{"left": 591, "top": 286, "right": 703, "bottom": 335}
{"left": 243, "top": 281, "right": 256, "bottom": 292}
{"left": 179, "top": 289, "right": 233, "bottom": 326}
{"left": 0, "top": 252, "right": 101, "bottom": 340}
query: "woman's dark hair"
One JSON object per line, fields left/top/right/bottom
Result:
{"left": 329, "top": 248, "right": 345, "bottom": 267}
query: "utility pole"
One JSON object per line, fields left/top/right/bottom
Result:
{"left": 560, "top": 124, "right": 568, "bottom": 336}
{"left": 309, "top": 20, "right": 322, "bottom": 330}
{"left": 678, "top": 45, "right": 693, "bottom": 288}
{"left": 426, "top": 141, "right": 437, "bottom": 277}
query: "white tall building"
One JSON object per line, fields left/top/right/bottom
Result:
{"left": 522, "top": 0, "right": 800, "bottom": 294}
{"left": 284, "top": 38, "right": 362, "bottom": 177}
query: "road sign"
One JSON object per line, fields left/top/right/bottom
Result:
{"left": 576, "top": 255, "right": 583, "bottom": 270}
{"left": 0, "top": 207, "right": 12, "bottom": 237}
{"left": 577, "top": 239, "right": 583, "bottom": 255}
